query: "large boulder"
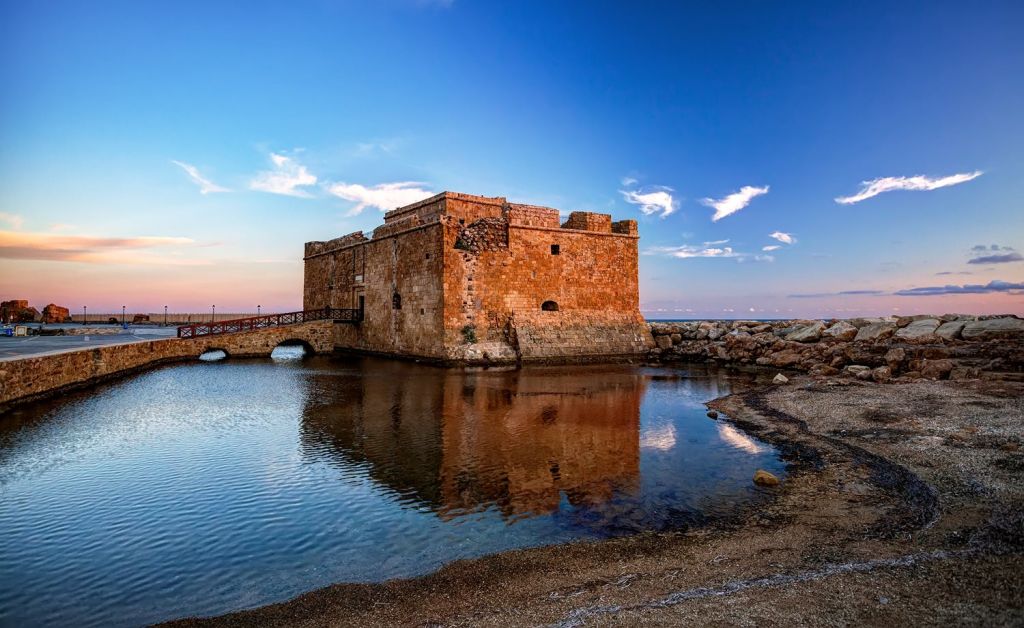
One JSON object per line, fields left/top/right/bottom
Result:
{"left": 895, "top": 318, "right": 941, "bottom": 339}
{"left": 921, "top": 359, "right": 955, "bottom": 380}
{"left": 786, "top": 321, "right": 826, "bottom": 343}
{"left": 822, "top": 321, "right": 858, "bottom": 341}
{"left": 936, "top": 320, "right": 966, "bottom": 340}
{"left": 41, "top": 303, "right": 70, "bottom": 323}
{"left": 855, "top": 322, "right": 897, "bottom": 342}
{"left": 961, "top": 317, "right": 1024, "bottom": 340}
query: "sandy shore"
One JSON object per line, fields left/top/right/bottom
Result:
{"left": 165, "top": 376, "right": 1024, "bottom": 627}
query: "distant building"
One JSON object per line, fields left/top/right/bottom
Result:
{"left": 303, "top": 192, "right": 652, "bottom": 363}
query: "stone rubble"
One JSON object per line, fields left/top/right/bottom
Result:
{"left": 649, "top": 314, "right": 1024, "bottom": 382}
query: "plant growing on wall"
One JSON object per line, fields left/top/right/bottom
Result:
{"left": 461, "top": 324, "right": 477, "bottom": 344}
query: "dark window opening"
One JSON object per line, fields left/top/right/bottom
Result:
{"left": 550, "top": 244, "right": 560, "bottom": 255}
{"left": 425, "top": 252, "right": 431, "bottom": 259}
{"left": 541, "top": 300, "right": 559, "bottom": 312}
{"left": 420, "top": 308, "right": 425, "bottom": 315}
{"left": 459, "top": 218, "right": 465, "bottom": 225}
{"left": 392, "top": 293, "right": 402, "bottom": 310}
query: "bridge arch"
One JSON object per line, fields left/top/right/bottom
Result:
{"left": 271, "top": 338, "right": 314, "bottom": 360}
{"left": 199, "top": 348, "right": 230, "bottom": 361}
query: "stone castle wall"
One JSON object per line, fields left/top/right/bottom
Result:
{"left": 0, "top": 321, "right": 335, "bottom": 409}
{"left": 304, "top": 192, "right": 653, "bottom": 364}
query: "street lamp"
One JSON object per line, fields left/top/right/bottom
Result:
{"left": 257, "top": 304, "right": 261, "bottom": 317}
{"left": 122, "top": 305, "right": 126, "bottom": 326}
{"left": 83, "top": 305, "right": 87, "bottom": 325}
{"left": 211, "top": 305, "right": 215, "bottom": 323}
{"left": 164, "top": 305, "right": 168, "bottom": 327}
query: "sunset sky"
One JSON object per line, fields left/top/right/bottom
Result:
{"left": 1, "top": 1, "right": 1022, "bottom": 318}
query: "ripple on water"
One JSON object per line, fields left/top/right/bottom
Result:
{"left": 0, "top": 358, "right": 785, "bottom": 627}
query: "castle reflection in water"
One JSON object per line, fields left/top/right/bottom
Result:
{"left": 299, "top": 361, "right": 647, "bottom": 520}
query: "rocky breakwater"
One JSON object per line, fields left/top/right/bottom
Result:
{"left": 649, "top": 315, "right": 1024, "bottom": 382}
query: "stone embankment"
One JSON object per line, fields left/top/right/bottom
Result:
{"left": 0, "top": 321, "right": 335, "bottom": 410}
{"left": 650, "top": 315, "right": 1024, "bottom": 382}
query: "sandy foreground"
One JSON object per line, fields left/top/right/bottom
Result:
{"left": 166, "top": 376, "right": 1024, "bottom": 627}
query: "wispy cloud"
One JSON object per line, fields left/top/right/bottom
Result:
{"left": 0, "top": 230, "right": 205, "bottom": 265}
{"left": 620, "top": 176, "right": 638, "bottom": 186}
{"left": 788, "top": 289, "right": 887, "bottom": 298}
{"left": 0, "top": 212, "right": 24, "bottom": 229}
{"left": 325, "top": 181, "right": 434, "bottom": 214}
{"left": 701, "top": 185, "right": 769, "bottom": 222}
{"left": 894, "top": 280, "right": 1024, "bottom": 296}
{"left": 936, "top": 271, "right": 973, "bottom": 276}
{"left": 762, "top": 245, "right": 781, "bottom": 251}
{"left": 967, "top": 244, "right": 1022, "bottom": 265}
{"left": 835, "top": 171, "right": 982, "bottom": 205}
{"left": 250, "top": 152, "right": 317, "bottom": 197}
{"left": 788, "top": 280, "right": 1024, "bottom": 298}
{"left": 171, "top": 160, "right": 230, "bottom": 194}
{"left": 769, "top": 231, "right": 796, "bottom": 245}
{"left": 646, "top": 241, "right": 738, "bottom": 259}
{"left": 620, "top": 186, "right": 677, "bottom": 218}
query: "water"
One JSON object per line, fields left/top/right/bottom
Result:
{"left": 0, "top": 357, "right": 785, "bottom": 626}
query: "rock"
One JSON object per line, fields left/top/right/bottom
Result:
{"left": 707, "top": 327, "right": 725, "bottom": 341}
{"left": 895, "top": 318, "right": 941, "bottom": 339}
{"left": 773, "top": 373, "right": 789, "bottom": 384}
{"left": 786, "top": 321, "right": 826, "bottom": 343}
{"left": 654, "top": 335, "right": 672, "bottom": 350}
{"left": 949, "top": 366, "right": 981, "bottom": 380}
{"left": 670, "top": 333, "right": 682, "bottom": 345}
{"left": 855, "top": 322, "right": 897, "bottom": 342}
{"left": 920, "top": 359, "right": 955, "bottom": 380}
{"left": 809, "top": 364, "right": 839, "bottom": 376}
{"left": 768, "top": 350, "right": 804, "bottom": 368}
{"left": 822, "top": 321, "right": 857, "bottom": 342}
{"left": 961, "top": 317, "right": 1024, "bottom": 340}
{"left": 872, "top": 366, "right": 892, "bottom": 383}
{"left": 935, "top": 320, "right": 966, "bottom": 340}
{"left": 753, "top": 469, "right": 780, "bottom": 487}
{"left": 706, "top": 410, "right": 719, "bottom": 419}
{"left": 884, "top": 347, "right": 906, "bottom": 366}
{"left": 845, "top": 364, "right": 871, "bottom": 376}
{"left": 897, "top": 314, "right": 937, "bottom": 328}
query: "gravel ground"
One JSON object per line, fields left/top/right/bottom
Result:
{"left": 165, "top": 376, "right": 1024, "bottom": 627}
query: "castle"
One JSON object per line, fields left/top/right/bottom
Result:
{"left": 303, "top": 192, "right": 653, "bottom": 364}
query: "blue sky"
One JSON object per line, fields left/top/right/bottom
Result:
{"left": 1, "top": 0, "right": 1022, "bottom": 316}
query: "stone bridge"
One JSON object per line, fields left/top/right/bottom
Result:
{"left": 0, "top": 320, "right": 334, "bottom": 410}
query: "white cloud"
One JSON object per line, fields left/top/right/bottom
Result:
{"left": 701, "top": 185, "right": 769, "bottom": 222}
{"left": 621, "top": 176, "right": 638, "bottom": 186}
{"left": 0, "top": 212, "right": 24, "bottom": 229}
{"left": 620, "top": 186, "right": 677, "bottom": 218}
{"left": 769, "top": 231, "right": 796, "bottom": 245}
{"left": 754, "top": 254, "right": 775, "bottom": 263}
{"left": 835, "top": 171, "right": 982, "bottom": 205}
{"left": 250, "top": 153, "right": 317, "bottom": 197}
{"left": 762, "top": 244, "right": 781, "bottom": 251}
{"left": 325, "top": 181, "right": 435, "bottom": 215}
{"left": 646, "top": 241, "right": 738, "bottom": 259}
{"left": 171, "top": 160, "right": 230, "bottom": 194}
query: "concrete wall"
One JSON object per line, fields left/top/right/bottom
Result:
{"left": 0, "top": 321, "right": 335, "bottom": 410}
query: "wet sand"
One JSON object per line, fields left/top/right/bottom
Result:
{"left": 166, "top": 376, "right": 1024, "bottom": 626}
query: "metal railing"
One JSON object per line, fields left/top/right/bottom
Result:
{"left": 177, "top": 307, "right": 362, "bottom": 339}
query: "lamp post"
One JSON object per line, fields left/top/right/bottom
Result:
{"left": 211, "top": 305, "right": 215, "bottom": 323}
{"left": 121, "top": 305, "right": 126, "bottom": 326}
{"left": 257, "top": 304, "right": 261, "bottom": 317}
{"left": 164, "top": 305, "right": 168, "bottom": 327}
{"left": 83, "top": 305, "right": 87, "bottom": 325}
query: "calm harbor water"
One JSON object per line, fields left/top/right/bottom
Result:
{"left": 0, "top": 356, "right": 785, "bottom": 626}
